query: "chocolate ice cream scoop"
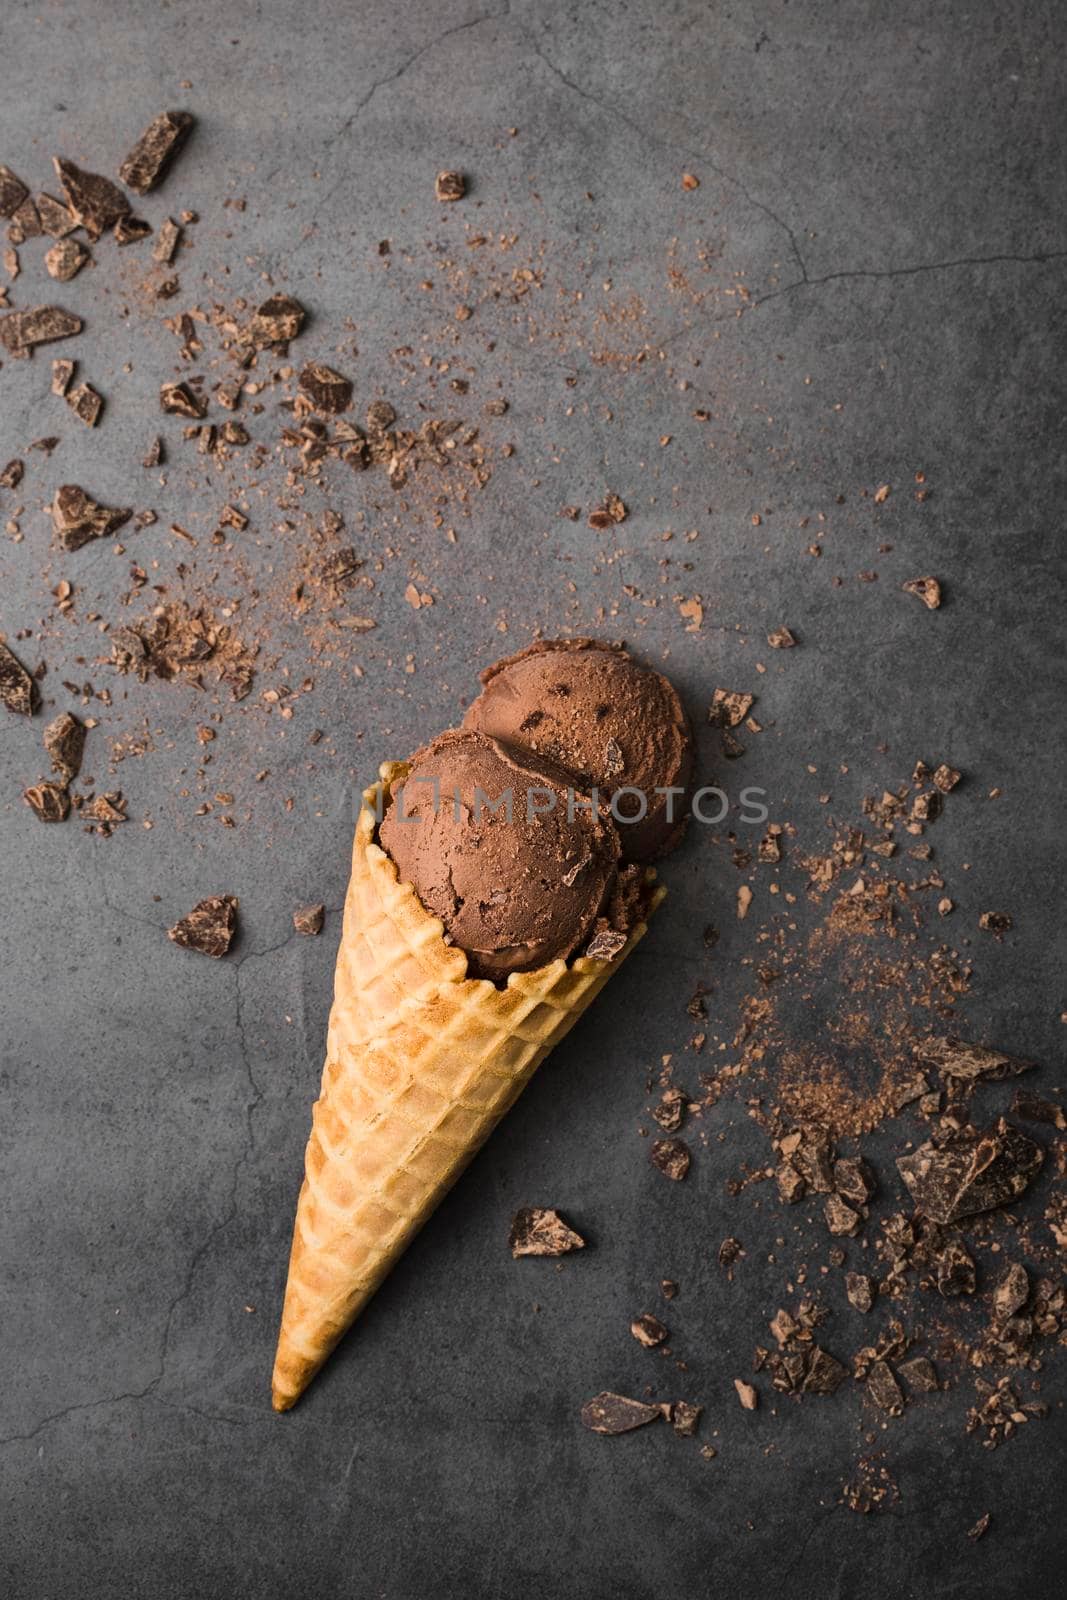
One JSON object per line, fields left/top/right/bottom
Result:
{"left": 379, "top": 728, "right": 623, "bottom": 981}
{"left": 463, "top": 639, "right": 692, "bottom": 862}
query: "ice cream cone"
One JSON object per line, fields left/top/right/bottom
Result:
{"left": 271, "top": 762, "right": 664, "bottom": 1411}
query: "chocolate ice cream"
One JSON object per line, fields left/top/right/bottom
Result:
{"left": 379, "top": 728, "right": 627, "bottom": 981}
{"left": 463, "top": 639, "right": 692, "bottom": 861}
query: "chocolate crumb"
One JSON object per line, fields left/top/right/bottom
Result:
{"left": 435, "top": 171, "right": 466, "bottom": 202}
{"left": 669, "top": 1400, "right": 702, "bottom": 1436}
{"left": 67, "top": 382, "right": 104, "bottom": 427}
{"left": 509, "top": 1206, "right": 585, "bottom": 1258}
{"left": 631, "top": 1313, "right": 669, "bottom": 1347}
{"left": 44, "top": 711, "right": 85, "bottom": 784}
{"left": 44, "top": 238, "right": 88, "bottom": 281}
{"left": 293, "top": 903, "right": 325, "bottom": 936}
{"left": 966, "top": 1512, "right": 991, "bottom": 1542}
{"left": 651, "top": 1138, "right": 691, "bottom": 1181}
{"left": 734, "top": 1379, "right": 758, "bottom": 1410}
{"left": 902, "top": 576, "right": 942, "bottom": 610}
{"left": 846, "top": 1273, "right": 874, "bottom": 1313}
{"left": 767, "top": 626, "right": 797, "bottom": 649}
{"left": 167, "top": 895, "right": 239, "bottom": 958}
{"left": 23, "top": 782, "right": 70, "bottom": 823}
{"left": 153, "top": 218, "right": 182, "bottom": 264}
{"left": 160, "top": 380, "right": 207, "bottom": 418}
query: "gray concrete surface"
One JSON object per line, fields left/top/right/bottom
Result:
{"left": 1, "top": 1, "right": 1065, "bottom": 1595}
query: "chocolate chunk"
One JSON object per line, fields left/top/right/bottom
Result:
{"left": 365, "top": 399, "right": 396, "bottom": 432}
{"left": 44, "top": 233, "right": 87, "bottom": 278}
{"left": 966, "top": 1512, "right": 991, "bottom": 1542}
{"left": 717, "top": 1237, "right": 743, "bottom": 1276}
{"left": 767, "top": 626, "right": 797, "bottom": 648}
{"left": 53, "top": 157, "right": 130, "bottom": 239}
{"left": 776, "top": 1160, "right": 806, "bottom": 1204}
{"left": 67, "top": 382, "right": 104, "bottom": 427}
{"left": 934, "top": 1238, "right": 976, "bottom": 1296}
{"left": 631, "top": 1313, "right": 669, "bottom": 1347}
{"left": 932, "top": 763, "right": 961, "bottom": 792}
{"left": 709, "top": 688, "right": 754, "bottom": 728}
{"left": 899, "top": 1356, "right": 939, "bottom": 1393}
{"left": 652, "top": 1086, "right": 686, "bottom": 1133}
{"left": 734, "top": 1379, "right": 758, "bottom": 1410}
{"left": 918, "top": 1036, "right": 1032, "bottom": 1082}
{"left": 153, "top": 217, "right": 182, "bottom": 264}
{"left": 0, "top": 304, "right": 82, "bottom": 352}
{"left": 167, "top": 895, "right": 239, "bottom": 958}
{"left": 897, "top": 1121, "right": 1043, "bottom": 1224}
{"left": 51, "top": 358, "right": 74, "bottom": 396}
{"left": 160, "top": 380, "right": 206, "bottom": 418}
{"left": 508, "top": 1206, "right": 585, "bottom": 1258}
{"left": 845, "top": 1273, "right": 874, "bottom": 1313}
{"left": 902, "top": 576, "right": 942, "bottom": 609}
{"left": 52, "top": 485, "right": 132, "bottom": 552}
{"left": 7, "top": 195, "right": 41, "bottom": 243}
{"left": 834, "top": 1156, "right": 875, "bottom": 1206}
{"left": 80, "top": 793, "right": 127, "bottom": 832}
{"left": 143, "top": 436, "right": 164, "bottom": 468}
{"left": 978, "top": 911, "right": 1013, "bottom": 934}
{"left": 580, "top": 1392, "right": 663, "bottom": 1435}
{"left": 866, "top": 1359, "right": 904, "bottom": 1415}
{"left": 784, "top": 1124, "right": 834, "bottom": 1192}
{"left": 584, "top": 927, "right": 627, "bottom": 960}
{"left": 669, "top": 1400, "right": 702, "bottom": 1436}
{"left": 651, "top": 1138, "right": 691, "bottom": 1181}
{"left": 113, "top": 215, "right": 152, "bottom": 246}
{"left": 824, "top": 1193, "right": 862, "bottom": 1237}
{"left": 298, "top": 362, "right": 352, "bottom": 414}
{"left": 44, "top": 711, "right": 85, "bottom": 784}
{"left": 0, "top": 458, "right": 23, "bottom": 488}
{"left": 435, "top": 171, "right": 466, "bottom": 202}
{"left": 801, "top": 1347, "right": 847, "bottom": 1394}
{"left": 248, "top": 294, "right": 306, "bottom": 346}
{"left": 36, "top": 193, "right": 76, "bottom": 237}
{"left": 0, "top": 165, "right": 29, "bottom": 218}
{"left": 992, "top": 1262, "right": 1029, "bottom": 1321}
{"left": 23, "top": 782, "right": 69, "bottom": 822}
{"left": 118, "top": 111, "right": 194, "bottom": 193}
{"left": 0, "top": 640, "right": 36, "bottom": 714}
{"left": 293, "top": 903, "right": 325, "bottom": 936}
{"left": 1010, "top": 1090, "right": 1066, "bottom": 1131}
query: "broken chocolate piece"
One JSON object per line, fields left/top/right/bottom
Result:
{"left": 118, "top": 110, "right": 194, "bottom": 194}
{"left": 734, "top": 1379, "right": 758, "bottom": 1410}
{"left": 7, "top": 195, "right": 41, "bottom": 243}
{"left": 67, "top": 382, "right": 104, "bottom": 427}
{"left": 167, "top": 895, "right": 238, "bottom": 958}
{"left": 44, "top": 711, "right": 85, "bottom": 785}
{"left": 651, "top": 1138, "right": 691, "bottom": 1181}
{"left": 113, "top": 215, "right": 152, "bottom": 246}
{"left": 866, "top": 1359, "right": 905, "bottom": 1415}
{"left": 36, "top": 192, "right": 76, "bottom": 237}
{"left": 834, "top": 1156, "right": 875, "bottom": 1207}
{"left": 785, "top": 1125, "right": 834, "bottom": 1192}
{"left": 0, "top": 640, "right": 36, "bottom": 715}
{"left": 978, "top": 911, "right": 1013, "bottom": 934}
{"left": 709, "top": 688, "right": 754, "bottom": 728}
{"left": 51, "top": 358, "right": 74, "bottom": 396}
{"left": 767, "top": 626, "right": 796, "bottom": 648}
{"left": 1010, "top": 1090, "right": 1066, "bottom": 1131}
{"left": 0, "top": 458, "right": 23, "bottom": 488}
{"left": 153, "top": 218, "right": 182, "bottom": 264}
{"left": 53, "top": 157, "right": 130, "bottom": 239}
{"left": 435, "top": 170, "right": 466, "bottom": 202}
{"left": 580, "top": 1392, "right": 663, "bottom": 1435}
{"left": 824, "top": 1193, "right": 863, "bottom": 1237}
{"left": 899, "top": 1356, "right": 939, "bottom": 1393}
{"left": 0, "top": 305, "right": 82, "bottom": 352}
{"left": 365, "top": 399, "right": 396, "bottom": 432}
{"left": 79, "top": 792, "right": 128, "bottom": 833}
{"left": 896, "top": 1121, "right": 1043, "bottom": 1224}
{"left": 51, "top": 485, "right": 132, "bottom": 552}
{"left": 142, "top": 436, "right": 164, "bottom": 468}
{"left": 23, "top": 782, "right": 70, "bottom": 822}
{"left": 160, "top": 380, "right": 206, "bottom": 418}
{"left": 918, "top": 1036, "right": 1032, "bottom": 1082}
{"left": 0, "top": 165, "right": 29, "bottom": 218}
{"left": 902, "top": 576, "right": 942, "bottom": 609}
{"left": 776, "top": 1161, "right": 806, "bottom": 1204}
{"left": 44, "top": 238, "right": 88, "bottom": 281}
{"left": 652, "top": 1086, "right": 686, "bottom": 1133}
{"left": 846, "top": 1273, "right": 874, "bottom": 1313}
{"left": 248, "top": 294, "right": 305, "bottom": 346}
{"left": 293, "top": 903, "right": 325, "bottom": 936}
{"left": 934, "top": 1238, "right": 976, "bottom": 1296}
{"left": 631, "top": 1313, "right": 669, "bottom": 1348}
{"left": 992, "top": 1262, "right": 1029, "bottom": 1321}
{"left": 584, "top": 927, "right": 627, "bottom": 960}
{"left": 298, "top": 361, "right": 352, "bottom": 414}
{"left": 508, "top": 1207, "right": 585, "bottom": 1258}
{"left": 669, "top": 1401, "right": 702, "bottom": 1436}
{"left": 967, "top": 1512, "right": 991, "bottom": 1543}
{"left": 932, "top": 763, "right": 961, "bottom": 792}
{"left": 717, "top": 1237, "right": 743, "bottom": 1276}
{"left": 802, "top": 1347, "right": 847, "bottom": 1395}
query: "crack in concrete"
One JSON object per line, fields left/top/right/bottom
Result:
{"left": 754, "top": 248, "right": 1067, "bottom": 309}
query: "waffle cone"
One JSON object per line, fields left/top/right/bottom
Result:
{"left": 271, "top": 762, "right": 664, "bottom": 1411}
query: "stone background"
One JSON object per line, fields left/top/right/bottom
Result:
{"left": 1, "top": 1, "right": 1064, "bottom": 1595}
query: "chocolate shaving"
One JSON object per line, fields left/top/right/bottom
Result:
{"left": 651, "top": 1138, "right": 691, "bottom": 1181}
{"left": 293, "top": 903, "right": 325, "bottom": 936}
{"left": 580, "top": 1392, "right": 663, "bottom": 1435}
{"left": 118, "top": 110, "right": 194, "bottom": 193}
{"left": 167, "top": 895, "right": 238, "bottom": 958}
{"left": 0, "top": 304, "right": 82, "bottom": 352}
{"left": 52, "top": 485, "right": 132, "bottom": 552}
{"left": 0, "top": 640, "right": 36, "bottom": 714}
{"left": 53, "top": 157, "right": 130, "bottom": 239}
{"left": 44, "top": 711, "right": 85, "bottom": 784}
{"left": 23, "top": 782, "right": 69, "bottom": 822}
{"left": 896, "top": 1120, "right": 1043, "bottom": 1224}
{"left": 509, "top": 1206, "right": 585, "bottom": 1258}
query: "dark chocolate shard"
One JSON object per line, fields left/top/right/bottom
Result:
{"left": 24, "top": 782, "right": 70, "bottom": 822}
{"left": 8, "top": 196, "right": 42, "bottom": 242}
{"left": 899, "top": 1356, "right": 939, "bottom": 1393}
{"left": 801, "top": 1347, "right": 847, "bottom": 1395}
{"left": 67, "top": 382, "right": 104, "bottom": 427}
{"left": 160, "top": 380, "right": 207, "bottom": 418}
{"left": 509, "top": 1206, "right": 585, "bottom": 1258}
{"left": 845, "top": 1272, "right": 874, "bottom": 1313}
{"left": 0, "top": 304, "right": 82, "bottom": 352}
{"left": 52, "top": 485, "right": 132, "bottom": 552}
{"left": 992, "top": 1262, "right": 1029, "bottom": 1321}
{"left": 118, "top": 111, "right": 194, "bottom": 194}
{"left": 782, "top": 1124, "right": 834, "bottom": 1192}
{"left": 580, "top": 1392, "right": 663, "bottom": 1435}
{"left": 824, "top": 1193, "right": 862, "bottom": 1237}
{"left": 0, "top": 165, "right": 29, "bottom": 218}
{"left": 167, "top": 895, "right": 238, "bottom": 958}
{"left": 669, "top": 1400, "right": 702, "bottom": 1436}
{"left": 1011, "top": 1090, "right": 1066, "bottom": 1130}
{"left": 36, "top": 192, "right": 77, "bottom": 238}
{"left": 298, "top": 361, "right": 352, "bottom": 415}
{"left": 584, "top": 926, "right": 627, "bottom": 960}
{"left": 153, "top": 218, "right": 182, "bottom": 264}
{"left": 44, "top": 238, "right": 88, "bottom": 281}
{"left": 44, "top": 711, "right": 85, "bottom": 784}
{"left": 293, "top": 903, "right": 325, "bottom": 936}
{"left": 776, "top": 1160, "right": 806, "bottom": 1204}
{"left": 651, "top": 1138, "right": 691, "bottom": 1180}
{"left": 0, "top": 458, "right": 24, "bottom": 488}
{"left": 896, "top": 1121, "right": 1043, "bottom": 1224}
{"left": 0, "top": 640, "right": 36, "bottom": 714}
{"left": 967, "top": 1512, "right": 991, "bottom": 1543}
{"left": 917, "top": 1036, "right": 1032, "bottom": 1082}
{"left": 248, "top": 294, "right": 306, "bottom": 347}
{"left": 631, "top": 1313, "right": 669, "bottom": 1348}
{"left": 53, "top": 157, "right": 130, "bottom": 239}
{"left": 834, "top": 1156, "right": 875, "bottom": 1206}
{"left": 934, "top": 1238, "right": 976, "bottom": 1297}
{"left": 114, "top": 215, "right": 152, "bottom": 246}
{"left": 866, "top": 1359, "right": 905, "bottom": 1415}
